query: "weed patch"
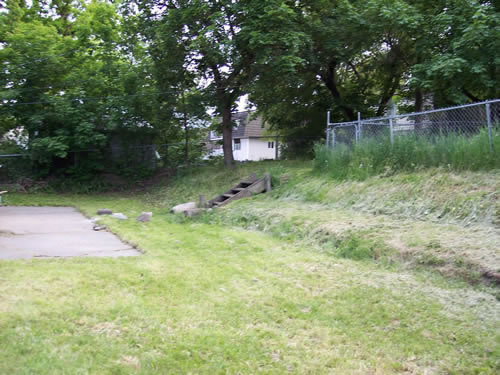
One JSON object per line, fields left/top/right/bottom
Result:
{"left": 314, "top": 128, "right": 500, "bottom": 180}
{"left": 335, "top": 233, "right": 390, "bottom": 261}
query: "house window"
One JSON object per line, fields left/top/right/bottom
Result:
{"left": 268, "top": 141, "right": 274, "bottom": 149}
{"left": 234, "top": 139, "right": 241, "bottom": 150}
{"left": 209, "top": 130, "right": 221, "bottom": 139}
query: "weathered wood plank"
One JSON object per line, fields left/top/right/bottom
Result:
{"left": 207, "top": 174, "right": 269, "bottom": 208}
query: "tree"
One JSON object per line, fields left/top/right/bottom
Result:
{"left": 252, "top": 0, "right": 424, "bottom": 121}
{"left": 250, "top": 0, "right": 499, "bottom": 147}
{"left": 0, "top": 0, "right": 158, "bottom": 177}
{"left": 410, "top": 0, "right": 500, "bottom": 106}
{"left": 136, "top": 0, "right": 305, "bottom": 166}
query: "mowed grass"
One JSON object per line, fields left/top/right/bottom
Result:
{"left": 1, "top": 164, "right": 499, "bottom": 374}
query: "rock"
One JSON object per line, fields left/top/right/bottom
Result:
{"left": 183, "top": 208, "right": 204, "bottom": 217}
{"left": 171, "top": 202, "right": 196, "bottom": 214}
{"left": 482, "top": 270, "right": 500, "bottom": 284}
{"left": 111, "top": 213, "right": 128, "bottom": 220}
{"left": 90, "top": 217, "right": 101, "bottom": 223}
{"left": 93, "top": 224, "right": 107, "bottom": 231}
{"left": 137, "top": 212, "right": 153, "bottom": 222}
{"left": 97, "top": 209, "right": 113, "bottom": 215}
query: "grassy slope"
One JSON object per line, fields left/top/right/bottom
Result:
{"left": 150, "top": 162, "right": 499, "bottom": 279}
{"left": 213, "top": 168, "right": 500, "bottom": 282}
{"left": 1, "top": 161, "right": 499, "bottom": 374}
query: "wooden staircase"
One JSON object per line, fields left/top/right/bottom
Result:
{"left": 208, "top": 174, "right": 270, "bottom": 208}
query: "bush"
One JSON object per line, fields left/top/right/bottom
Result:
{"left": 314, "top": 127, "right": 500, "bottom": 180}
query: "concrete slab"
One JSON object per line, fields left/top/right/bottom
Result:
{"left": 0, "top": 206, "right": 140, "bottom": 259}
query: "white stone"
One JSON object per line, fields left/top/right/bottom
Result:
{"left": 111, "top": 213, "right": 128, "bottom": 220}
{"left": 171, "top": 202, "right": 196, "bottom": 213}
{"left": 137, "top": 212, "right": 153, "bottom": 222}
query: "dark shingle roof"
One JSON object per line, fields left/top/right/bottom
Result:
{"left": 232, "top": 112, "right": 273, "bottom": 138}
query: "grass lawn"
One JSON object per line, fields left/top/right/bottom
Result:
{"left": 1, "top": 163, "right": 499, "bottom": 374}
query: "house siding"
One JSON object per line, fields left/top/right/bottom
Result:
{"left": 247, "top": 138, "right": 277, "bottom": 161}
{"left": 206, "top": 111, "right": 279, "bottom": 161}
{"left": 233, "top": 138, "right": 250, "bottom": 161}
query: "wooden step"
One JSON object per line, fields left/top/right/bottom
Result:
{"left": 208, "top": 174, "right": 266, "bottom": 208}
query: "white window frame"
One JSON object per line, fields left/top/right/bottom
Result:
{"left": 234, "top": 139, "right": 241, "bottom": 150}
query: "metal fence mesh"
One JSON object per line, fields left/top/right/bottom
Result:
{"left": 327, "top": 99, "right": 500, "bottom": 150}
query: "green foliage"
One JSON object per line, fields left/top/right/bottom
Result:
{"left": 1, "top": 0, "right": 499, "bottom": 180}
{"left": 0, "top": 1, "right": 161, "bottom": 180}
{"left": 138, "top": 0, "right": 310, "bottom": 166}
{"left": 314, "top": 128, "right": 500, "bottom": 180}
{"left": 411, "top": 0, "right": 500, "bottom": 105}
{"left": 250, "top": 0, "right": 499, "bottom": 145}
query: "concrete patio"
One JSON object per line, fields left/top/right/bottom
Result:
{"left": 0, "top": 206, "right": 140, "bottom": 259}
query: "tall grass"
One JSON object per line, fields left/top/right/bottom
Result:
{"left": 314, "top": 128, "right": 500, "bottom": 179}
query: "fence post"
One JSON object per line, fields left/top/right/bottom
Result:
{"left": 357, "top": 112, "right": 362, "bottom": 142}
{"left": 389, "top": 101, "right": 396, "bottom": 145}
{"left": 326, "top": 111, "right": 331, "bottom": 148}
{"left": 486, "top": 102, "right": 493, "bottom": 153}
{"left": 389, "top": 117, "right": 394, "bottom": 145}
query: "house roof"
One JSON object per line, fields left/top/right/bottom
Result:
{"left": 232, "top": 112, "right": 273, "bottom": 138}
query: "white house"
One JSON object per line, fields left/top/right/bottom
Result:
{"left": 207, "top": 112, "right": 280, "bottom": 161}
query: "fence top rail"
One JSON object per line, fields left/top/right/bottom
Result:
{"left": 330, "top": 122, "right": 358, "bottom": 128}
{"left": 327, "top": 98, "right": 499, "bottom": 128}
{"left": 0, "top": 154, "right": 25, "bottom": 158}
{"left": 327, "top": 120, "right": 359, "bottom": 126}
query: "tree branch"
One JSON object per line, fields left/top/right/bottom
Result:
{"left": 462, "top": 88, "right": 481, "bottom": 102}
{"left": 320, "top": 59, "right": 356, "bottom": 121}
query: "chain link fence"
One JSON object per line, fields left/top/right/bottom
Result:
{"left": 0, "top": 135, "right": 324, "bottom": 187}
{"left": 326, "top": 99, "right": 500, "bottom": 152}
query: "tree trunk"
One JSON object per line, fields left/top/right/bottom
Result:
{"left": 183, "top": 121, "right": 189, "bottom": 164}
{"left": 376, "top": 76, "right": 400, "bottom": 117}
{"left": 415, "top": 87, "right": 423, "bottom": 112}
{"left": 221, "top": 104, "right": 234, "bottom": 167}
{"left": 414, "top": 88, "right": 424, "bottom": 135}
